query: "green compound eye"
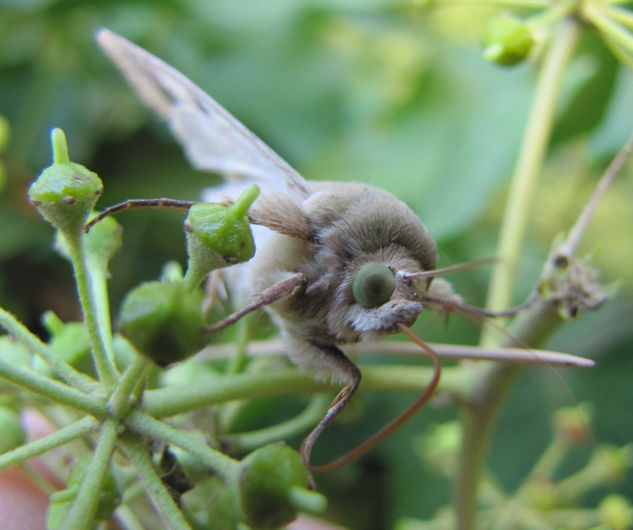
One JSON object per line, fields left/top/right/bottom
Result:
{"left": 352, "top": 263, "right": 396, "bottom": 309}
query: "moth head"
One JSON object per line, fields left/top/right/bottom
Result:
{"left": 332, "top": 259, "right": 431, "bottom": 339}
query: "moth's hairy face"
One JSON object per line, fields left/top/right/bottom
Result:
{"left": 327, "top": 253, "right": 431, "bottom": 342}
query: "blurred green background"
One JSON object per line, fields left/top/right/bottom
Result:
{"left": 0, "top": 1, "right": 632, "bottom": 528}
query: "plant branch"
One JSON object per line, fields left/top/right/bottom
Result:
{"left": 142, "top": 364, "right": 468, "bottom": 418}
{"left": 62, "top": 419, "right": 118, "bottom": 529}
{"left": 108, "top": 355, "right": 151, "bottom": 417}
{"left": 64, "top": 232, "right": 118, "bottom": 388}
{"left": 557, "top": 128, "right": 633, "bottom": 258}
{"left": 0, "top": 307, "right": 97, "bottom": 393}
{"left": 125, "top": 410, "right": 239, "bottom": 481}
{"left": 198, "top": 339, "right": 594, "bottom": 366}
{"left": 0, "top": 356, "right": 107, "bottom": 417}
{"left": 482, "top": 19, "right": 580, "bottom": 342}
{"left": 0, "top": 416, "right": 98, "bottom": 469}
{"left": 222, "top": 395, "right": 330, "bottom": 452}
{"left": 121, "top": 435, "right": 193, "bottom": 530}
{"left": 457, "top": 19, "right": 581, "bottom": 530}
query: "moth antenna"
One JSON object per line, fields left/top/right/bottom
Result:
{"left": 310, "top": 324, "right": 441, "bottom": 474}
{"left": 425, "top": 295, "right": 599, "bottom": 449}
{"left": 400, "top": 258, "right": 497, "bottom": 281}
{"left": 423, "top": 293, "right": 538, "bottom": 319}
{"left": 84, "top": 198, "right": 197, "bottom": 232}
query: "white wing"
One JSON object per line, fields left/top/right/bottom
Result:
{"left": 96, "top": 28, "right": 308, "bottom": 195}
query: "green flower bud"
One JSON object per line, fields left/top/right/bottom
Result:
{"left": 0, "top": 336, "right": 31, "bottom": 395}
{"left": 523, "top": 478, "right": 558, "bottom": 511}
{"left": 238, "top": 443, "right": 326, "bottom": 529}
{"left": 35, "top": 314, "right": 93, "bottom": 377}
{"left": 483, "top": 14, "right": 533, "bottom": 67}
{"left": 0, "top": 406, "right": 26, "bottom": 453}
{"left": 119, "top": 280, "right": 205, "bottom": 366}
{"left": 207, "top": 482, "right": 245, "bottom": 530}
{"left": 184, "top": 184, "right": 259, "bottom": 289}
{"left": 552, "top": 404, "right": 593, "bottom": 443}
{"left": 50, "top": 322, "right": 92, "bottom": 373}
{"left": 599, "top": 494, "right": 633, "bottom": 530}
{"left": 28, "top": 128, "right": 102, "bottom": 235}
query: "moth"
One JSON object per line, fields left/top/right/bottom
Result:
{"left": 95, "top": 29, "right": 591, "bottom": 478}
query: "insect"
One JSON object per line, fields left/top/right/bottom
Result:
{"left": 95, "top": 29, "right": 592, "bottom": 481}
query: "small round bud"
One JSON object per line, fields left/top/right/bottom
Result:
{"left": 523, "top": 478, "right": 558, "bottom": 511}
{"left": 0, "top": 337, "right": 31, "bottom": 394}
{"left": 119, "top": 280, "right": 205, "bottom": 367}
{"left": 184, "top": 185, "right": 259, "bottom": 289}
{"left": 599, "top": 494, "right": 633, "bottom": 530}
{"left": 206, "top": 483, "right": 244, "bottom": 530}
{"left": 483, "top": 14, "right": 533, "bottom": 67}
{"left": 552, "top": 404, "right": 593, "bottom": 443}
{"left": 28, "top": 128, "right": 102, "bottom": 235}
{"left": 238, "top": 443, "right": 326, "bottom": 528}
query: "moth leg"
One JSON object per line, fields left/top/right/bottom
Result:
{"left": 205, "top": 273, "right": 307, "bottom": 333}
{"left": 299, "top": 344, "right": 361, "bottom": 488}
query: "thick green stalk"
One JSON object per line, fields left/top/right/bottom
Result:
{"left": 122, "top": 435, "right": 193, "bottom": 530}
{"left": 223, "top": 395, "right": 330, "bottom": 452}
{"left": 0, "top": 416, "right": 98, "bottom": 469}
{"left": 481, "top": 19, "right": 580, "bottom": 344}
{"left": 456, "top": 19, "right": 580, "bottom": 530}
{"left": 125, "top": 410, "right": 239, "bottom": 481}
{"left": 142, "top": 365, "right": 454, "bottom": 418}
{"left": 0, "top": 307, "right": 97, "bottom": 393}
{"left": 108, "top": 356, "right": 150, "bottom": 417}
{"left": 62, "top": 419, "right": 118, "bottom": 529}
{"left": 0, "top": 356, "right": 106, "bottom": 417}
{"left": 64, "top": 232, "right": 118, "bottom": 388}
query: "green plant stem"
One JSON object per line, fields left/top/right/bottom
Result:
{"left": 228, "top": 317, "right": 250, "bottom": 375}
{"left": 223, "top": 395, "right": 330, "bottom": 452}
{"left": 0, "top": 307, "right": 97, "bottom": 393}
{"left": 121, "top": 435, "right": 193, "bottom": 530}
{"left": 585, "top": 4, "right": 633, "bottom": 50}
{"left": 90, "top": 264, "right": 118, "bottom": 373}
{"left": 114, "top": 505, "right": 147, "bottom": 530}
{"left": 527, "top": 433, "right": 569, "bottom": 479}
{"left": 454, "top": 299, "right": 573, "bottom": 530}
{"left": 601, "top": 4, "right": 633, "bottom": 29}
{"left": 62, "top": 419, "right": 118, "bottom": 530}
{"left": 108, "top": 355, "right": 150, "bottom": 417}
{"left": 0, "top": 416, "right": 98, "bottom": 469}
{"left": 64, "top": 232, "right": 118, "bottom": 388}
{"left": 456, "top": 21, "right": 580, "bottom": 530}
{"left": 0, "top": 356, "right": 107, "bottom": 417}
{"left": 125, "top": 410, "right": 239, "bottom": 481}
{"left": 482, "top": 19, "right": 580, "bottom": 344}
{"left": 143, "top": 364, "right": 458, "bottom": 418}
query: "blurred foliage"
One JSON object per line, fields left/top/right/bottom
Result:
{"left": 0, "top": 0, "right": 632, "bottom": 528}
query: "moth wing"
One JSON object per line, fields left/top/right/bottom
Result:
{"left": 96, "top": 28, "right": 308, "bottom": 195}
